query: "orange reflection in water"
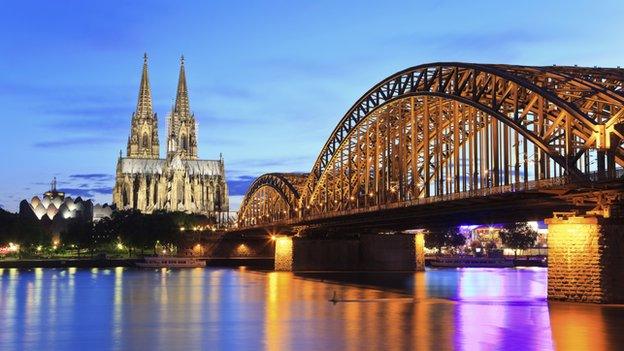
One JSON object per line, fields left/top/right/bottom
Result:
{"left": 0, "top": 267, "right": 623, "bottom": 350}
{"left": 265, "top": 272, "right": 291, "bottom": 351}
{"left": 260, "top": 271, "right": 450, "bottom": 351}
{"left": 549, "top": 302, "right": 614, "bottom": 351}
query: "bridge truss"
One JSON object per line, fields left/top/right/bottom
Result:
{"left": 238, "top": 63, "right": 624, "bottom": 228}
{"left": 238, "top": 173, "right": 307, "bottom": 227}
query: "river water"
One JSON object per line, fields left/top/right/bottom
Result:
{"left": 0, "top": 267, "right": 622, "bottom": 350}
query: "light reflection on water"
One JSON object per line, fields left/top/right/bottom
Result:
{"left": 0, "top": 267, "right": 622, "bottom": 350}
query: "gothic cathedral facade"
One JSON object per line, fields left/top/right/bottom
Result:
{"left": 113, "top": 55, "right": 229, "bottom": 217}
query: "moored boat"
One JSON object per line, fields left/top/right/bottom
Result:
{"left": 136, "top": 256, "right": 206, "bottom": 268}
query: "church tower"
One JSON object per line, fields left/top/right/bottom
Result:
{"left": 127, "top": 54, "right": 160, "bottom": 159}
{"left": 115, "top": 55, "right": 228, "bottom": 219}
{"left": 167, "top": 55, "right": 198, "bottom": 160}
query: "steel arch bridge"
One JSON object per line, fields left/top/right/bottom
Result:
{"left": 238, "top": 173, "right": 308, "bottom": 227}
{"left": 238, "top": 62, "right": 624, "bottom": 230}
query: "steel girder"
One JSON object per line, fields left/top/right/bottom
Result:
{"left": 236, "top": 63, "right": 624, "bottom": 228}
{"left": 238, "top": 173, "right": 307, "bottom": 227}
{"left": 300, "top": 63, "right": 624, "bottom": 208}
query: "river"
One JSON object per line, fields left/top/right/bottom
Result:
{"left": 0, "top": 267, "right": 622, "bottom": 350}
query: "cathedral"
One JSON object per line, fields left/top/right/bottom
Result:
{"left": 113, "top": 55, "right": 229, "bottom": 218}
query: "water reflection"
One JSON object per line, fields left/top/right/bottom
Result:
{"left": 0, "top": 267, "right": 623, "bottom": 350}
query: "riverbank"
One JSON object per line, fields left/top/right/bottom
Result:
{"left": 0, "top": 258, "right": 141, "bottom": 268}
{"left": 0, "top": 257, "right": 275, "bottom": 269}
{"left": 1, "top": 256, "right": 544, "bottom": 269}
{"left": 425, "top": 256, "right": 547, "bottom": 268}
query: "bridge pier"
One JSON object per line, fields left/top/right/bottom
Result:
{"left": 274, "top": 233, "right": 424, "bottom": 272}
{"left": 546, "top": 213, "right": 624, "bottom": 303}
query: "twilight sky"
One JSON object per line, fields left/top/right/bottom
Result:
{"left": 1, "top": 0, "right": 623, "bottom": 212}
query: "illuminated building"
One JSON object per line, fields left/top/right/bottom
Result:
{"left": 17, "top": 177, "right": 113, "bottom": 237}
{"left": 112, "top": 55, "right": 229, "bottom": 219}
{"left": 19, "top": 177, "right": 112, "bottom": 222}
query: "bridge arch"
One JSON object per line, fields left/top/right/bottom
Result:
{"left": 299, "top": 63, "right": 624, "bottom": 215}
{"left": 238, "top": 173, "right": 307, "bottom": 227}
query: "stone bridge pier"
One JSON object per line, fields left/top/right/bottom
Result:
{"left": 274, "top": 232, "right": 425, "bottom": 272}
{"left": 546, "top": 212, "right": 624, "bottom": 304}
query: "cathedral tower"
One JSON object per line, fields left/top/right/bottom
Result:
{"left": 167, "top": 55, "right": 198, "bottom": 160}
{"left": 114, "top": 55, "right": 228, "bottom": 219}
{"left": 127, "top": 54, "right": 160, "bottom": 158}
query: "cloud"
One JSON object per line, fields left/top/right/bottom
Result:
{"left": 228, "top": 195, "right": 244, "bottom": 212}
{"left": 33, "top": 136, "right": 120, "bottom": 148}
{"left": 44, "top": 109, "right": 130, "bottom": 133}
{"left": 227, "top": 175, "right": 256, "bottom": 196}
{"left": 69, "top": 173, "right": 114, "bottom": 181}
{"left": 59, "top": 186, "right": 113, "bottom": 198}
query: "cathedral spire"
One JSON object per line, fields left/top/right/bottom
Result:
{"left": 173, "top": 55, "right": 190, "bottom": 118}
{"left": 136, "top": 53, "right": 153, "bottom": 117}
{"left": 127, "top": 54, "right": 160, "bottom": 159}
{"left": 167, "top": 55, "right": 197, "bottom": 160}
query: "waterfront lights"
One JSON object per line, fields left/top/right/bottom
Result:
{"left": 0, "top": 243, "right": 20, "bottom": 255}
{"left": 36, "top": 245, "right": 42, "bottom": 252}
{"left": 179, "top": 227, "right": 186, "bottom": 232}
{"left": 116, "top": 243, "right": 125, "bottom": 250}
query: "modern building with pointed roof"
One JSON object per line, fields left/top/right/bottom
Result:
{"left": 113, "top": 55, "right": 229, "bottom": 218}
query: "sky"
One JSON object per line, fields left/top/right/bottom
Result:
{"left": 1, "top": 0, "right": 623, "bottom": 212}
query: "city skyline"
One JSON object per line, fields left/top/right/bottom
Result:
{"left": 2, "top": 0, "right": 624, "bottom": 211}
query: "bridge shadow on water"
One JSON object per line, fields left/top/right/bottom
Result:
{"left": 294, "top": 271, "right": 417, "bottom": 296}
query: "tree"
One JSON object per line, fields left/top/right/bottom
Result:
{"left": 425, "top": 226, "right": 466, "bottom": 255}
{"left": 499, "top": 222, "right": 538, "bottom": 257}
{"left": 92, "top": 217, "right": 116, "bottom": 250}
{"left": 61, "top": 218, "right": 94, "bottom": 256}
{"left": 0, "top": 208, "right": 18, "bottom": 245}
{"left": 12, "top": 218, "right": 48, "bottom": 257}
{"left": 1, "top": 209, "right": 48, "bottom": 257}
{"left": 112, "top": 210, "right": 145, "bottom": 255}
{"left": 150, "top": 211, "right": 179, "bottom": 251}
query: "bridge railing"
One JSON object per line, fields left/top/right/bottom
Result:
{"left": 236, "top": 168, "right": 623, "bottom": 230}
{"left": 293, "top": 177, "right": 568, "bottom": 223}
{"left": 234, "top": 177, "right": 566, "bottom": 230}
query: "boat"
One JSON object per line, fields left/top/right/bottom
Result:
{"left": 136, "top": 256, "right": 206, "bottom": 268}
{"left": 429, "top": 256, "right": 514, "bottom": 268}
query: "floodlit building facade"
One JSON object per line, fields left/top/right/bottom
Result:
{"left": 112, "top": 55, "right": 228, "bottom": 217}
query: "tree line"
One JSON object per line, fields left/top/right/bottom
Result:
{"left": 0, "top": 209, "right": 214, "bottom": 257}
{"left": 1, "top": 206, "right": 540, "bottom": 257}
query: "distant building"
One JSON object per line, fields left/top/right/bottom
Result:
{"left": 112, "top": 55, "right": 228, "bottom": 219}
{"left": 19, "top": 178, "right": 113, "bottom": 235}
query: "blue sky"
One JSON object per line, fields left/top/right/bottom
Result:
{"left": 1, "top": 0, "right": 623, "bottom": 211}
